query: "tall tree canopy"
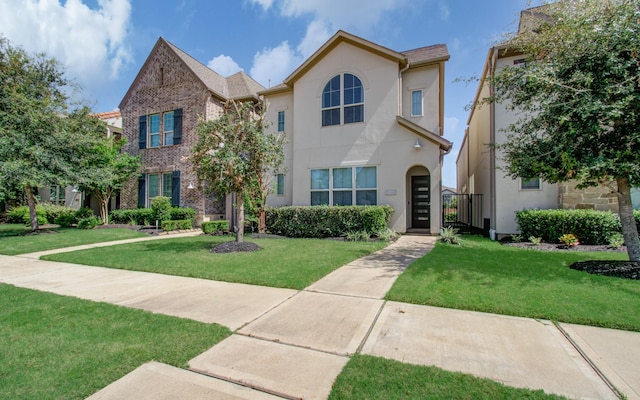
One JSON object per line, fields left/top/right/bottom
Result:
{"left": 490, "top": 0, "right": 640, "bottom": 261}
{"left": 0, "top": 38, "right": 106, "bottom": 231}
{"left": 192, "top": 100, "right": 286, "bottom": 243}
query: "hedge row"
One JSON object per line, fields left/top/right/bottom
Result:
{"left": 109, "top": 207, "right": 196, "bottom": 225}
{"left": 515, "top": 209, "right": 640, "bottom": 245}
{"left": 265, "top": 205, "right": 394, "bottom": 238}
{"left": 6, "top": 205, "right": 93, "bottom": 227}
{"left": 201, "top": 220, "right": 230, "bottom": 234}
{"left": 161, "top": 219, "right": 194, "bottom": 231}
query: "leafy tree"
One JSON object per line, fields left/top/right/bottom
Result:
{"left": 192, "top": 100, "right": 286, "bottom": 242}
{"left": 0, "top": 38, "right": 105, "bottom": 231}
{"left": 489, "top": 0, "right": 640, "bottom": 261}
{"left": 79, "top": 135, "right": 140, "bottom": 225}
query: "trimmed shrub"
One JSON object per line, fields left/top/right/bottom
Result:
{"left": 109, "top": 208, "right": 154, "bottom": 225}
{"left": 54, "top": 212, "right": 76, "bottom": 228}
{"left": 77, "top": 216, "right": 99, "bottom": 229}
{"left": 42, "top": 204, "right": 76, "bottom": 224}
{"left": 516, "top": 209, "right": 621, "bottom": 245}
{"left": 265, "top": 205, "right": 394, "bottom": 238}
{"left": 151, "top": 196, "right": 172, "bottom": 222}
{"left": 7, "top": 205, "right": 47, "bottom": 225}
{"left": 170, "top": 207, "right": 196, "bottom": 222}
{"left": 161, "top": 220, "right": 178, "bottom": 231}
{"left": 75, "top": 207, "right": 94, "bottom": 221}
{"left": 202, "top": 220, "right": 229, "bottom": 234}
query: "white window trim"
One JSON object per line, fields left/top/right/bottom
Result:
{"left": 148, "top": 110, "right": 175, "bottom": 148}
{"left": 310, "top": 166, "right": 377, "bottom": 206}
{"left": 147, "top": 172, "right": 173, "bottom": 205}
{"left": 321, "top": 73, "right": 365, "bottom": 127}
{"left": 411, "top": 89, "right": 423, "bottom": 117}
{"left": 519, "top": 177, "right": 542, "bottom": 191}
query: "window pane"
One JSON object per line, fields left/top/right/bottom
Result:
{"left": 164, "top": 112, "right": 174, "bottom": 145}
{"left": 356, "top": 190, "right": 377, "bottom": 205}
{"left": 521, "top": 178, "right": 540, "bottom": 190}
{"left": 344, "top": 74, "right": 363, "bottom": 105}
{"left": 277, "top": 173, "right": 284, "bottom": 195}
{"left": 322, "top": 108, "right": 340, "bottom": 126}
{"left": 148, "top": 174, "right": 159, "bottom": 199}
{"left": 277, "top": 111, "right": 285, "bottom": 132}
{"left": 322, "top": 75, "right": 341, "bottom": 108}
{"left": 344, "top": 105, "right": 363, "bottom": 123}
{"left": 149, "top": 114, "right": 160, "bottom": 133}
{"left": 311, "top": 169, "right": 329, "bottom": 189}
{"left": 150, "top": 133, "right": 160, "bottom": 147}
{"left": 411, "top": 90, "right": 422, "bottom": 116}
{"left": 356, "top": 166, "right": 376, "bottom": 188}
{"left": 333, "top": 191, "right": 352, "bottom": 206}
{"left": 332, "top": 168, "right": 352, "bottom": 189}
{"left": 162, "top": 172, "right": 173, "bottom": 197}
{"left": 311, "top": 191, "right": 329, "bottom": 206}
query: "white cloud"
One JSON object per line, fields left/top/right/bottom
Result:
{"left": 250, "top": 41, "right": 303, "bottom": 88}
{"left": 249, "top": 0, "right": 274, "bottom": 11}
{"left": 296, "top": 20, "right": 331, "bottom": 58}
{"left": 0, "top": 0, "right": 132, "bottom": 84}
{"left": 207, "top": 54, "right": 243, "bottom": 77}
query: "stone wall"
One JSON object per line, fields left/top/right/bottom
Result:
{"left": 558, "top": 181, "right": 618, "bottom": 212}
{"left": 119, "top": 41, "right": 225, "bottom": 222}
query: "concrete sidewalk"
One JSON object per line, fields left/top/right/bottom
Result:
{"left": 1, "top": 234, "right": 638, "bottom": 399}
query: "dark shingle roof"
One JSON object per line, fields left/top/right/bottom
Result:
{"left": 402, "top": 44, "right": 450, "bottom": 66}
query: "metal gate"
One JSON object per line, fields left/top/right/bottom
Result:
{"left": 442, "top": 194, "right": 484, "bottom": 234}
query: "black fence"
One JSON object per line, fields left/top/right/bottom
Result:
{"left": 442, "top": 194, "right": 484, "bottom": 234}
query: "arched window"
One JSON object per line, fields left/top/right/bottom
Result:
{"left": 321, "top": 73, "right": 364, "bottom": 126}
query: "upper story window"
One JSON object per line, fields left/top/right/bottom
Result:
{"left": 139, "top": 108, "right": 182, "bottom": 149}
{"left": 411, "top": 90, "right": 423, "bottom": 117}
{"left": 321, "top": 73, "right": 364, "bottom": 127}
{"left": 277, "top": 111, "right": 285, "bottom": 132}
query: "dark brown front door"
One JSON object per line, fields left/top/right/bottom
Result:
{"left": 411, "top": 175, "right": 430, "bottom": 229}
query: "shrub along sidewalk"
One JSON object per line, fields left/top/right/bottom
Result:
{"left": 387, "top": 235, "right": 640, "bottom": 332}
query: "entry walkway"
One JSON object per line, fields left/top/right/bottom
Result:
{"left": 0, "top": 234, "right": 638, "bottom": 399}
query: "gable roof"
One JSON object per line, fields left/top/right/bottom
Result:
{"left": 260, "top": 30, "right": 448, "bottom": 96}
{"left": 396, "top": 116, "right": 452, "bottom": 152}
{"left": 119, "top": 38, "right": 264, "bottom": 109}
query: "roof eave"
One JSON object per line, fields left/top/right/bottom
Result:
{"left": 396, "top": 116, "right": 452, "bottom": 152}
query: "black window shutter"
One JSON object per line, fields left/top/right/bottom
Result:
{"left": 171, "top": 170, "right": 181, "bottom": 207}
{"left": 173, "top": 108, "right": 182, "bottom": 145}
{"left": 137, "top": 175, "right": 146, "bottom": 208}
{"left": 138, "top": 115, "right": 147, "bottom": 149}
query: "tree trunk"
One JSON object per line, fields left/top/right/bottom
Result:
{"left": 236, "top": 192, "right": 244, "bottom": 243}
{"left": 616, "top": 176, "right": 640, "bottom": 262}
{"left": 100, "top": 199, "right": 109, "bottom": 225}
{"left": 24, "top": 185, "right": 39, "bottom": 232}
{"left": 258, "top": 208, "right": 266, "bottom": 234}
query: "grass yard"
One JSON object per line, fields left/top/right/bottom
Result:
{"left": 329, "top": 355, "right": 566, "bottom": 400}
{"left": 42, "top": 235, "right": 387, "bottom": 290}
{"left": 0, "top": 283, "right": 231, "bottom": 400}
{"left": 387, "top": 236, "right": 640, "bottom": 331}
{"left": 0, "top": 224, "right": 148, "bottom": 255}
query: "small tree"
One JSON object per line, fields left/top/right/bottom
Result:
{"left": 80, "top": 135, "right": 140, "bottom": 224}
{"left": 0, "top": 38, "right": 105, "bottom": 231}
{"left": 191, "top": 100, "right": 286, "bottom": 242}
{"left": 488, "top": 0, "right": 640, "bottom": 261}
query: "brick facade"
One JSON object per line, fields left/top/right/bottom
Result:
{"left": 119, "top": 39, "right": 231, "bottom": 223}
{"left": 558, "top": 181, "right": 619, "bottom": 212}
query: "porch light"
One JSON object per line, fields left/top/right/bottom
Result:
{"left": 187, "top": 182, "right": 195, "bottom": 190}
{"left": 413, "top": 139, "right": 422, "bottom": 149}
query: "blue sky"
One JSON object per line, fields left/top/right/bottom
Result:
{"left": 0, "top": 0, "right": 540, "bottom": 187}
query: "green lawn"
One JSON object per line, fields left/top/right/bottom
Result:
{"left": 329, "top": 355, "right": 566, "bottom": 400}
{"left": 0, "top": 224, "right": 148, "bottom": 255}
{"left": 387, "top": 236, "right": 640, "bottom": 331}
{"left": 0, "top": 283, "right": 231, "bottom": 400}
{"left": 42, "top": 235, "right": 387, "bottom": 290}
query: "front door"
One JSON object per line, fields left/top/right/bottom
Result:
{"left": 411, "top": 175, "right": 430, "bottom": 229}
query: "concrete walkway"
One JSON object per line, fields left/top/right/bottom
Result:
{"left": 0, "top": 234, "right": 638, "bottom": 399}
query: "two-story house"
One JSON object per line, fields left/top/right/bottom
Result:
{"left": 457, "top": 6, "right": 639, "bottom": 239}
{"left": 261, "top": 31, "right": 452, "bottom": 233}
{"left": 118, "top": 37, "right": 264, "bottom": 224}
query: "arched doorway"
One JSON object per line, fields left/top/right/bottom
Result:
{"left": 406, "top": 166, "right": 431, "bottom": 229}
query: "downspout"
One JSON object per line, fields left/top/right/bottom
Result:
{"left": 489, "top": 48, "right": 498, "bottom": 239}
{"left": 398, "top": 61, "right": 410, "bottom": 117}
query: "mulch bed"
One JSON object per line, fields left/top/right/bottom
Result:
{"left": 502, "top": 242, "right": 639, "bottom": 280}
{"left": 210, "top": 241, "right": 262, "bottom": 254}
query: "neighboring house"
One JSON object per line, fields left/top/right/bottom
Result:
{"left": 442, "top": 186, "right": 456, "bottom": 197}
{"left": 261, "top": 31, "right": 452, "bottom": 233}
{"left": 37, "top": 110, "right": 124, "bottom": 211}
{"left": 457, "top": 6, "right": 633, "bottom": 239}
{"left": 118, "top": 37, "right": 264, "bottom": 224}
